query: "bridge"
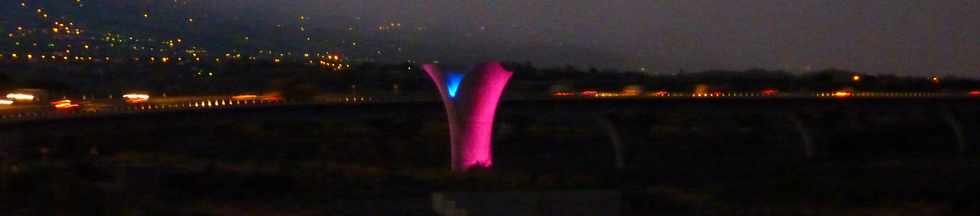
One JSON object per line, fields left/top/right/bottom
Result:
{"left": 1, "top": 93, "right": 976, "bottom": 124}
{"left": 1, "top": 62, "right": 978, "bottom": 172}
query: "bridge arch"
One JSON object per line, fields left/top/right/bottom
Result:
{"left": 939, "top": 105, "right": 968, "bottom": 154}
{"left": 786, "top": 113, "right": 817, "bottom": 159}
{"left": 594, "top": 113, "right": 628, "bottom": 170}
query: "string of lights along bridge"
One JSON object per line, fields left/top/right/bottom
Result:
{"left": 557, "top": 89, "right": 980, "bottom": 98}
{"left": 0, "top": 90, "right": 977, "bottom": 123}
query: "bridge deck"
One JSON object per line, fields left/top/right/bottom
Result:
{"left": 0, "top": 94, "right": 976, "bottom": 125}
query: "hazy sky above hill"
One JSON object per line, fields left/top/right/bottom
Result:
{"left": 27, "top": 0, "right": 980, "bottom": 75}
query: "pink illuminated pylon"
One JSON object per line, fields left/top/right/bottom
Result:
{"left": 423, "top": 61, "right": 513, "bottom": 171}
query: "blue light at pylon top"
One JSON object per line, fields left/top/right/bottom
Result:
{"left": 446, "top": 72, "right": 465, "bottom": 98}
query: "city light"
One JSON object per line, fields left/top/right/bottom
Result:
{"left": 597, "top": 92, "right": 624, "bottom": 97}
{"left": 123, "top": 94, "right": 150, "bottom": 103}
{"left": 51, "top": 100, "right": 80, "bottom": 110}
{"left": 260, "top": 95, "right": 283, "bottom": 102}
{"left": 232, "top": 94, "right": 258, "bottom": 100}
{"left": 649, "top": 91, "right": 669, "bottom": 97}
{"left": 6, "top": 93, "right": 35, "bottom": 101}
{"left": 552, "top": 92, "right": 575, "bottom": 96}
{"left": 622, "top": 86, "right": 643, "bottom": 96}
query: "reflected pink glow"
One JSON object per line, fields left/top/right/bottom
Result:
{"left": 424, "top": 61, "right": 513, "bottom": 171}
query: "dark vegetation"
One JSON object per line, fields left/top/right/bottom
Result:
{"left": 1, "top": 101, "right": 979, "bottom": 215}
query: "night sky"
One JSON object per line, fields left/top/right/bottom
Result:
{"left": 249, "top": 0, "right": 980, "bottom": 76}
{"left": 8, "top": 0, "right": 980, "bottom": 76}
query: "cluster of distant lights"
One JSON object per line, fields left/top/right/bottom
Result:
{"left": 0, "top": 51, "right": 349, "bottom": 69}
{"left": 7, "top": 2, "right": 88, "bottom": 46}
{"left": 376, "top": 21, "right": 403, "bottom": 32}
{"left": 0, "top": 51, "right": 349, "bottom": 71}
{"left": 5, "top": 1, "right": 351, "bottom": 70}
{"left": 10, "top": 0, "right": 438, "bottom": 64}
{"left": 18, "top": 0, "right": 447, "bottom": 65}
